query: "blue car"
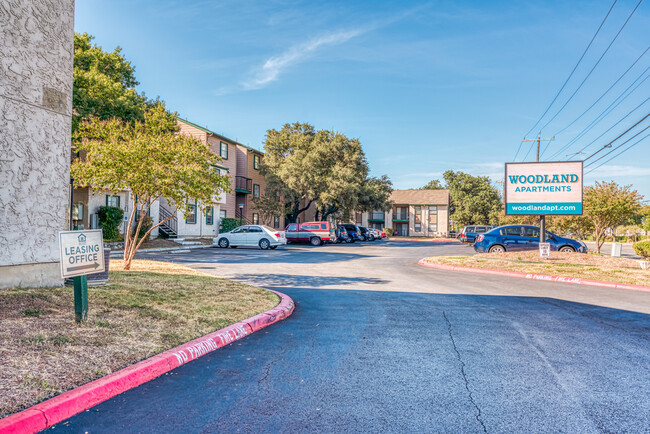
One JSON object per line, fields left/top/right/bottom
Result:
{"left": 473, "top": 225, "right": 587, "bottom": 254}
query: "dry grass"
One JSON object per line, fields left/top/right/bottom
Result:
{"left": 0, "top": 260, "right": 278, "bottom": 418}
{"left": 423, "top": 251, "right": 650, "bottom": 287}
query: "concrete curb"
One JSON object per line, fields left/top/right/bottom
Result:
{"left": 417, "top": 259, "right": 650, "bottom": 293}
{"left": 0, "top": 290, "right": 294, "bottom": 434}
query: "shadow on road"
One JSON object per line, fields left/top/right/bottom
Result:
{"left": 227, "top": 273, "right": 389, "bottom": 288}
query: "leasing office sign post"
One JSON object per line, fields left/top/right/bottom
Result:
{"left": 59, "top": 229, "right": 105, "bottom": 323}
{"left": 504, "top": 161, "right": 583, "bottom": 215}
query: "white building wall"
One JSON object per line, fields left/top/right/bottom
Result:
{"left": 175, "top": 204, "right": 221, "bottom": 238}
{"left": 0, "top": 0, "right": 75, "bottom": 288}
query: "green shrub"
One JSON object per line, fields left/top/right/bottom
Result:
{"left": 220, "top": 217, "right": 239, "bottom": 233}
{"left": 633, "top": 241, "right": 650, "bottom": 259}
{"left": 97, "top": 206, "right": 124, "bottom": 241}
{"left": 383, "top": 227, "right": 394, "bottom": 237}
{"left": 133, "top": 215, "right": 153, "bottom": 239}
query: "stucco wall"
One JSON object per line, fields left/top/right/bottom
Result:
{"left": 0, "top": 0, "right": 74, "bottom": 287}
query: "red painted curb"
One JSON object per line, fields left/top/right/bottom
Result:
{"left": 390, "top": 238, "right": 459, "bottom": 243}
{"left": 0, "top": 290, "right": 294, "bottom": 434}
{"left": 417, "top": 259, "right": 650, "bottom": 293}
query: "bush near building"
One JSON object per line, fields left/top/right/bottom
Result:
{"left": 97, "top": 206, "right": 124, "bottom": 241}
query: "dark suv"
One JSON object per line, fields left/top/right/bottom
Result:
{"left": 340, "top": 224, "right": 361, "bottom": 243}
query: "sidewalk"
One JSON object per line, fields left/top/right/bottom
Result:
{"left": 109, "top": 244, "right": 213, "bottom": 258}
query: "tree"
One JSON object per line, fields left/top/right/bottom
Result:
{"left": 263, "top": 122, "right": 390, "bottom": 223}
{"left": 73, "top": 33, "right": 149, "bottom": 132}
{"left": 443, "top": 170, "right": 502, "bottom": 226}
{"left": 583, "top": 181, "right": 643, "bottom": 253}
{"left": 71, "top": 105, "right": 231, "bottom": 269}
{"left": 421, "top": 179, "right": 443, "bottom": 190}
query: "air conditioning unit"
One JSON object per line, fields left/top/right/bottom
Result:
{"left": 90, "top": 213, "right": 99, "bottom": 229}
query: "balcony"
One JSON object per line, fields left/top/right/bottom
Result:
{"left": 235, "top": 176, "right": 252, "bottom": 194}
{"left": 393, "top": 208, "right": 409, "bottom": 222}
{"left": 369, "top": 211, "right": 385, "bottom": 222}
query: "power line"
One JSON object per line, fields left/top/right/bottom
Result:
{"left": 584, "top": 131, "right": 650, "bottom": 175}
{"left": 519, "top": 0, "right": 618, "bottom": 142}
{"left": 551, "top": 46, "right": 649, "bottom": 138}
{"left": 548, "top": 73, "right": 650, "bottom": 160}
{"left": 584, "top": 123, "right": 650, "bottom": 166}
{"left": 513, "top": 139, "right": 526, "bottom": 161}
{"left": 583, "top": 112, "right": 650, "bottom": 162}
{"left": 538, "top": 0, "right": 644, "bottom": 133}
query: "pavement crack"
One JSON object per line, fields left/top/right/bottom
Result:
{"left": 443, "top": 311, "right": 488, "bottom": 434}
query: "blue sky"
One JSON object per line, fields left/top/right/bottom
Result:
{"left": 75, "top": 0, "right": 650, "bottom": 198}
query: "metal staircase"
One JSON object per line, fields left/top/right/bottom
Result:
{"left": 158, "top": 206, "right": 178, "bottom": 238}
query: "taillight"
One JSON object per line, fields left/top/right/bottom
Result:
{"left": 275, "top": 233, "right": 281, "bottom": 237}
{"left": 476, "top": 235, "right": 484, "bottom": 242}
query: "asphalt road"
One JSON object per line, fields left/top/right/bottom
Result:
{"left": 52, "top": 240, "right": 650, "bottom": 433}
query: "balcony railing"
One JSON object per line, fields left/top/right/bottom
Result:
{"left": 393, "top": 209, "right": 409, "bottom": 221}
{"left": 235, "top": 176, "right": 252, "bottom": 193}
{"left": 369, "top": 211, "right": 385, "bottom": 221}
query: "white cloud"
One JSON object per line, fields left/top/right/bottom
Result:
{"left": 241, "top": 29, "right": 363, "bottom": 90}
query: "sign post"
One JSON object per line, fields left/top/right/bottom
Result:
{"left": 58, "top": 229, "right": 105, "bottom": 323}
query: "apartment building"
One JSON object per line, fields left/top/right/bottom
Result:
{"left": 358, "top": 189, "right": 450, "bottom": 237}
{"left": 234, "top": 144, "right": 266, "bottom": 225}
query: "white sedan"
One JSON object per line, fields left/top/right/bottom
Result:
{"left": 214, "top": 225, "right": 287, "bottom": 250}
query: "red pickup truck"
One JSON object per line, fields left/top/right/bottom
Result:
{"left": 284, "top": 221, "right": 335, "bottom": 246}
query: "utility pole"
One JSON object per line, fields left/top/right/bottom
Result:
{"left": 522, "top": 131, "right": 555, "bottom": 243}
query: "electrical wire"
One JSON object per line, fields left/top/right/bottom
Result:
{"left": 548, "top": 73, "right": 650, "bottom": 160}
{"left": 584, "top": 121, "right": 650, "bottom": 164}
{"left": 519, "top": 0, "right": 619, "bottom": 143}
{"left": 538, "top": 0, "right": 643, "bottom": 133}
{"left": 551, "top": 46, "right": 649, "bottom": 138}
{"left": 582, "top": 113, "right": 650, "bottom": 165}
{"left": 584, "top": 131, "right": 650, "bottom": 175}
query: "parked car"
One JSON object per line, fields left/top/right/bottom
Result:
{"left": 340, "top": 224, "right": 361, "bottom": 243}
{"left": 284, "top": 221, "right": 335, "bottom": 246}
{"left": 334, "top": 226, "right": 349, "bottom": 243}
{"left": 381, "top": 231, "right": 387, "bottom": 238}
{"left": 473, "top": 225, "right": 588, "bottom": 254}
{"left": 368, "top": 228, "right": 382, "bottom": 240}
{"left": 214, "top": 225, "right": 286, "bottom": 250}
{"left": 459, "top": 225, "right": 493, "bottom": 244}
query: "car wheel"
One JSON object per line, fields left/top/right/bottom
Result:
{"left": 359, "top": 235, "right": 366, "bottom": 242}
{"left": 218, "top": 238, "right": 229, "bottom": 248}
{"left": 259, "top": 238, "right": 271, "bottom": 250}
{"left": 488, "top": 245, "right": 505, "bottom": 253}
{"left": 345, "top": 238, "right": 353, "bottom": 244}
{"left": 369, "top": 235, "right": 375, "bottom": 241}
{"left": 559, "top": 246, "right": 576, "bottom": 253}
{"left": 270, "top": 246, "right": 278, "bottom": 249}
{"left": 310, "top": 237, "right": 321, "bottom": 246}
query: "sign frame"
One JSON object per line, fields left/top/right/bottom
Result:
{"left": 58, "top": 229, "right": 105, "bottom": 279}
{"left": 504, "top": 160, "right": 583, "bottom": 216}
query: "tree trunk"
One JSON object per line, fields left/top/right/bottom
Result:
{"left": 594, "top": 226, "right": 606, "bottom": 254}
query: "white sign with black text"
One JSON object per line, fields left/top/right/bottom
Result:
{"left": 539, "top": 242, "right": 551, "bottom": 258}
{"left": 58, "top": 229, "right": 105, "bottom": 279}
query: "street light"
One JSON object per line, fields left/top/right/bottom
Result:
{"left": 239, "top": 204, "right": 244, "bottom": 226}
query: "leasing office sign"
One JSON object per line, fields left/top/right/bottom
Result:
{"left": 504, "top": 161, "right": 583, "bottom": 215}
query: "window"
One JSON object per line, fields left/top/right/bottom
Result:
{"left": 502, "top": 227, "right": 522, "bottom": 236}
{"left": 414, "top": 206, "right": 422, "bottom": 232}
{"left": 106, "top": 195, "right": 120, "bottom": 207}
{"left": 273, "top": 216, "right": 280, "bottom": 228}
{"left": 249, "top": 226, "right": 262, "bottom": 233}
{"left": 302, "top": 224, "right": 320, "bottom": 230}
{"left": 186, "top": 201, "right": 197, "bottom": 224}
{"left": 253, "top": 184, "right": 260, "bottom": 198}
{"left": 287, "top": 224, "right": 297, "bottom": 231}
{"left": 523, "top": 227, "right": 539, "bottom": 237}
{"left": 394, "top": 206, "right": 408, "bottom": 220}
{"left": 252, "top": 213, "right": 259, "bottom": 224}
{"left": 254, "top": 154, "right": 261, "bottom": 170}
{"left": 72, "top": 204, "right": 84, "bottom": 220}
{"left": 428, "top": 206, "right": 437, "bottom": 232}
{"left": 232, "top": 227, "right": 246, "bottom": 233}
{"left": 210, "top": 164, "right": 221, "bottom": 175}
{"left": 220, "top": 141, "right": 228, "bottom": 159}
{"left": 355, "top": 212, "right": 362, "bottom": 224}
{"left": 220, "top": 210, "right": 226, "bottom": 219}
{"left": 320, "top": 223, "right": 327, "bottom": 230}
{"left": 205, "top": 206, "right": 214, "bottom": 225}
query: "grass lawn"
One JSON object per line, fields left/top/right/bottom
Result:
{"left": 0, "top": 260, "right": 279, "bottom": 418}
{"left": 422, "top": 251, "right": 650, "bottom": 287}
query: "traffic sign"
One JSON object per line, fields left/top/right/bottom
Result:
{"left": 539, "top": 242, "right": 550, "bottom": 258}
{"left": 59, "top": 229, "right": 105, "bottom": 279}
